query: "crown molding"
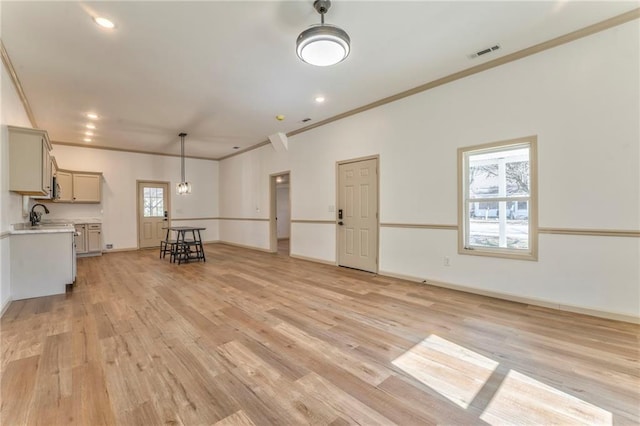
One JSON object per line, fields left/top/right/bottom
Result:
{"left": 221, "top": 8, "right": 640, "bottom": 161}
{"left": 51, "top": 140, "right": 218, "bottom": 161}
{"left": 1, "top": 40, "right": 38, "bottom": 128}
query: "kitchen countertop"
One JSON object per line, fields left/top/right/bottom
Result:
{"left": 44, "top": 218, "right": 102, "bottom": 225}
{"left": 11, "top": 218, "right": 101, "bottom": 234}
{"left": 11, "top": 223, "right": 75, "bottom": 235}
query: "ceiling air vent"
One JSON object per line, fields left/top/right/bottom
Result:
{"left": 301, "top": 118, "right": 312, "bottom": 123}
{"left": 469, "top": 44, "right": 501, "bottom": 59}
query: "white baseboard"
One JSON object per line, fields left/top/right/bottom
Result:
{"left": 1, "top": 297, "right": 12, "bottom": 318}
{"left": 289, "top": 253, "right": 336, "bottom": 266}
{"left": 378, "top": 270, "right": 640, "bottom": 325}
{"left": 103, "top": 247, "right": 138, "bottom": 253}
{"left": 219, "top": 241, "right": 272, "bottom": 253}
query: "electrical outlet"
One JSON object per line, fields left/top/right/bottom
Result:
{"left": 444, "top": 256, "right": 450, "bottom": 266}
{"left": 106, "top": 244, "right": 113, "bottom": 249}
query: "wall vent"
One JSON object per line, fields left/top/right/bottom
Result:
{"left": 106, "top": 243, "right": 113, "bottom": 249}
{"left": 301, "top": 118, "right": 312, "bottom": 123}
{"left": 469, "top": 44, "right": 501, "bottom": 59}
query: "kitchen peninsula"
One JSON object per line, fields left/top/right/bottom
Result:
{"left": 10, "top": 223, "right": 76, "bottom": 300}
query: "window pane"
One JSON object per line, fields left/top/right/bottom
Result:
{"left": 468, "top": 201, "right": 529, "bottom": 250}
{"left": 506, "top": 160, "right": 530, "bottom": 196}
{"left": 507, "top": 200, "right": 528, "bottom": 220}
{"left": 468, "top": 147, "right": 529, "bottom": 199}
{"left": 506, "top": 219, "right": 529, "bottom": 250}
{"left": 469, "top": 164, "right": 499, "bottom": 198}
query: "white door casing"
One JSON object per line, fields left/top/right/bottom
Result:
{"left": 337, "top": 157, "right": 379, "bottom": 273}
{"left": 137, "top": 181, "right": 170, "bottom": 248}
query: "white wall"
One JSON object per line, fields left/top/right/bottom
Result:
{"left": 1, "top": 59, "right": 34, "bottom": 312}
{"left": 219, "top": 21, "right": 640, "bottom": 318}
{"left": 48, "top": 145, "right": 220, "bottom": 249}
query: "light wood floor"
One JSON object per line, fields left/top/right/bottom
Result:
{"left": 1, "top": 244, "right": 638, "bottom": 425}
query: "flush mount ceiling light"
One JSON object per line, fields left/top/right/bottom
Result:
{"left": 297, "top": 0, "right": 350, "bottom": 67}
{"left": 93, "top": 16, "right": 115, "bottom": 29}
{"left": 176, "top": 132, "right": 192, "bottom": 195}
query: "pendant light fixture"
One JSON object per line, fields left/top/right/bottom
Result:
{"left": 296, "top": 0, "right": 350, "bottom": 67}
{"left": 176, "top": 132, "right": 192, "bottom": 195}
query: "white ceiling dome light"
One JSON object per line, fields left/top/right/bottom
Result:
{"left": 296, "top": 0, "right": 350, "bottom": 67}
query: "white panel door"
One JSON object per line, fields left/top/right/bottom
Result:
{"left": 138, "top": 182, "right": 169, "bottom": 248}
{"left": 338, "top": 158, "right": 378, "bottom": 273}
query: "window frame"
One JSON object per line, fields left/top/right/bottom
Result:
{"left": 458, "top": 136, "right": 538, "bottom": 261}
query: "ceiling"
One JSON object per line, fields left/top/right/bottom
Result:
{"left": 1, "top": 1, "right": 637, "bottom": 160}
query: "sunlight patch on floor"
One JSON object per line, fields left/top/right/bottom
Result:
{"left": 392, "top": 334, "right": 498, "bottom": 408}
{"left": 480, "top": 369, "right": 612, "bottom": 425}
{"left": 393, "top": 334, "right": 613, "bottom": 424}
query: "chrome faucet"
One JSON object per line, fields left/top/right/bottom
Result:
{"left": 30, "top": 203, "right": 50, "bottom": 226}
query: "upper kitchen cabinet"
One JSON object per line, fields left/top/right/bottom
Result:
{"left": 73, "top": 172, "right": 101, "bottom": 202}
{"left": 56, "top": 170, "right": 102, "bottom": 203}
{"left": 55, "top": 170, "right": 73, "bottom": 202}
{"left": 8, "top": 125, "right": 53, "bottom": 196}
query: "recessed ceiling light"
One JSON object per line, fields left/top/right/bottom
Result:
{"left": 85, "top": 131, "right": 94, "bottom": 136}
{"left": 315, "top": 96, "right": 325, "bottom": 103}
{"left": 86, "top": 123, "right": 96, "bottom": 129}
{"left": 93, "top": 17, "right": 115, "bottom": 29}
{"left": 86, "top": 112, "right": 99, "bottom": 120}
{"left": 84, "top": 138, "right": 92, "bottom": 143}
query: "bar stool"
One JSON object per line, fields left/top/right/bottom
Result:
{"left": 160, "top": 238, "right": 177, "bottom": 259}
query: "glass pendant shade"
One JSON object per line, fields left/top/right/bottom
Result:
{"left": 176, "top": 182, "right": 191, "bottom": 195}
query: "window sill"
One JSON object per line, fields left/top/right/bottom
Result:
{"left": 459, "top": 246, "right": 538, "bottom": 261}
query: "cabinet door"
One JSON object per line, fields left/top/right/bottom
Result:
{"left": 87, "top": 225, "right": 101, "bottom": 252}
{"left": 8, "top": 126, "right": 50, "bottom": 195}
{"left": 72, "top": 173, "right": 102, "bottom": 203}
{"left": 74, "top": 225, "right": 87, "bottom": 254}
{"left": 42, "top": 143, "right": 52, "bottom": 196}
{"left": 56, "top": 171, "right": 73, "bottom": 202}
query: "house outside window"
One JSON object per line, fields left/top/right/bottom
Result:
{"left": 458, "top": 136, "right": 538, "bottom": 260}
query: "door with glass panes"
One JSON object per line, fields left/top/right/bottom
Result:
{"left": 138, "top": 181, "right": 169, "bottom": 248}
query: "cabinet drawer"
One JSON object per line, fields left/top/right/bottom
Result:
{"left": 87, "top": 224, "right": 101, "bottom": 230}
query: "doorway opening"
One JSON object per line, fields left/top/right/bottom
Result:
{"left": 270, "top": 172, "right": 291, "bottom": 255}
{"left": 137, "top": 181, "right": 170, "bottom": 249}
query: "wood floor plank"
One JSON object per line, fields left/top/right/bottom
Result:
{"left": 214, "top": 410, "right": 256, "bottom": 426}
{"left": 0, "top": 244, "right": 638, "bottom": 425}
{"left": 0, "top": 355, "right": 40, "bottom": 425}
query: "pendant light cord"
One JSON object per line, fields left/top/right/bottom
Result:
{"left": 179, "top": 133, "right": 187, "bottom": 183}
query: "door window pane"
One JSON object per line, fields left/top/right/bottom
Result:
{"left": 143, "top": 187, "right": 164, "bottom": 217}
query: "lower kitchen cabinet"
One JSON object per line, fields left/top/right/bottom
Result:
{"left": 11, "top": 230, "right": 75, "bottom": 300}
{"left": 75, "top": 223, "right": 102, "bottom": 256}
